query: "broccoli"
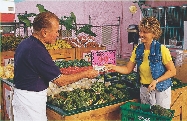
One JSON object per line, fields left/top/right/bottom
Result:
{"left": 59, "top": 91, "right": 68, "bottom": 98}
{"left": 63, "top": 98, "right": 75, "bottom": 111}
{"left": 47, "top": 95, "right": 53, "bottom": 103}
{"left": 151, "top": 105, "right": 173, "bottom": 118}
{"left": 91, "top": 82, "right": 105, "bottom": 94}
{"left": 48, "top": 80, "right": 132, "bottom": 111}
{"left": 51, "top": 98, "right": 64, "bottom": 107}
{"left": 115, "top": 83, "right": 126, "bottom": 89}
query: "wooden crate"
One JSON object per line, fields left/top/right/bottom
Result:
{"left": 181, "top": 87, "right": 187, "bottom": 120}
{"left": 171, "top": 86, "right": 187, "bottom": 121}
{"left": 75, "top": 46, "right": 106, "bottom": 60}
{"left": 47, "top": 99, "right": 138, "bottom": 121}
{"left": 172, "top": 115, "right": 181, "bottom": 121}
{"left": 48, "top": 48, "right": 76, "bottom": 60}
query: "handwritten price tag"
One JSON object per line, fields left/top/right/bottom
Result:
{"left": 91, "top": 50, "right": 116, "bottom": 66}
{"left": 83, "top": 53, "right": 91, "bottom": 62}
{"left": 4, "top": 58, "right": 14, "bottom": 66}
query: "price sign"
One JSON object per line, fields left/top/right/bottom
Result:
{"left": 91, "top": 50, "right": 116, "bottom": 66}
{"left": 83, "top": 53, "right": 91, "bottom": 62}
{"left": 4, "top": 58, "right": 14, "bottom": 66}
{"left": 53, "top": 59, "right": 64, "bottom": 62}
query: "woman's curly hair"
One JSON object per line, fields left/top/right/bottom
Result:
{"left": 139, "top": 16, "right": 162, "bottom": 40}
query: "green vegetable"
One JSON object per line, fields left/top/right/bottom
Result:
{"left": 47, "top": 81, "right": 130, "bottom": 111}
{"left": 151, "top": 105, "right": 173, "bottom": 118}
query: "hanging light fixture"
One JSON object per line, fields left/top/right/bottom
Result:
{"left": 129, "top": 5, "right": 138, "bottom": 14}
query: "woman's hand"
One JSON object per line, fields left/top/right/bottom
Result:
{"left": 148, "top": 80, "right": 157, "bottom": 91}
{"left": 104, "top": 64, "right": 116, "bottom": 71}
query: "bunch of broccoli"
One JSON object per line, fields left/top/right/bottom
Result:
{"left": 151, "top": 105, "right": 173, "bottom": 118}
{"left": 47, "top": 82, "right": 130, "bottom": 111}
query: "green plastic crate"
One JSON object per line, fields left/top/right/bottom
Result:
{"left": 120, "top": 102, "right": 174, "bottom": 121}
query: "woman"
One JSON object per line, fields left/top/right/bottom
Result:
{"left": 105, "top": 16, "right": 176, "bottom": 109}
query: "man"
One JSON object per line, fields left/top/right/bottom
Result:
{"left": 12, "top": 11, "right": 98, "bottom": 121}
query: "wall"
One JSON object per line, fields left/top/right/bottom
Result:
{"left": 15, "top": 1, "right": 140, "bottom": 58}
{"left": 14, "top": 1, "right": 187, "bottom": 59}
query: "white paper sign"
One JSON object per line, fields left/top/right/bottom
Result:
{"left": 53, "top": 59, "right": 64, "bottom": 62}
{"left": 83, "top": 53, "right": 91, "bottom": 62}
{"left": 4, "top": 58, "right": 14, "bottom": 66}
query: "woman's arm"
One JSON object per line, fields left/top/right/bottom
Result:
{"left": 156, "top": 60, "right": 176, "bottom": 82}
{"left": 148, "top": 60, "right": 176, "bottom": 91}
{"left": 105, "top": 60, "right": 136, "bottom": 74}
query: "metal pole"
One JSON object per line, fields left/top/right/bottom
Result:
{"left": 117, "top": 17, "right": 121, "bottom": 58}
{"left": 164, "top": 7, "right": 167, "bottom": 45}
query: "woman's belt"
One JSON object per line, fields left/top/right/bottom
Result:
{"left": 141, "top": 84, "right": 150, "bottom": 88}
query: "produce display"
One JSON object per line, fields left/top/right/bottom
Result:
{"left": 1, "top": 36, "right": 26, "bottom": 52}
{"left": 1, "top": 35, "right": 100, "bottom": 52}
{"left": 47, "top": 81, "right": 129, "bottom": 112}
{"left": 0, "top": 64, "right": 14, "bottom": 79}
{"left": 65, "top": 36, "right": 99, "bottom": 48}
{"left": 45, "top": 35, "right": 99, "bottom": 50}
{"left": 55, "top": 59, "right": 92, "bottom": 75}
{"left": 45, "top": 39, "right": 72, "bottom": 50}
{"left": 47, "top": 59, "right": 187, "bottom": 116}
{"left": 0, "top": 57, "right": 186, "bottom": 118}
{"left": 47, "top": 62, "right": 140, "bottom": 115}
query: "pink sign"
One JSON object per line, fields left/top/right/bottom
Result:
{"left": 91, "top": 50, "right": 116, "bottom": 66}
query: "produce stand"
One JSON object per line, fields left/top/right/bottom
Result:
{"left": 46, "top": 71, "right": 139, "bottom": 121}
{"left": 1, "top": 72, "right": 187, "bottom": 121}
{"left": 1, "top": 76, "right": 187, "bottom": 121}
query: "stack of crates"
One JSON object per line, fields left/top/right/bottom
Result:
{"left": 120, "top": 102, "right": 175, "bottom": 121}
